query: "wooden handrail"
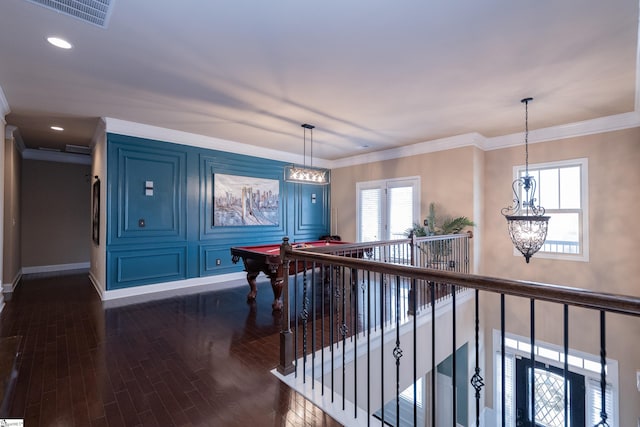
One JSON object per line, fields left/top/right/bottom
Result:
{"left": 283, "top": 246, "right": 640, "bottom": 317}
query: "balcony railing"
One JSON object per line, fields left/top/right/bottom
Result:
{"left": 273, "top": 235, "right": 640, "bottom": 427}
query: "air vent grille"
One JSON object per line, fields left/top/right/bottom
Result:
{"left": 26, "top": 0, "right": 114, "bottom": 28}
{"left": 65, "top": 144, "right": 91, "bottom": 155}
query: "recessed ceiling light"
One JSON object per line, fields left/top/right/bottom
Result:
{"left": 51, "top": 126, "right": 64, "bottom": 131}
{"left": 47, "top": 37, "right": 72, "bottom": 49}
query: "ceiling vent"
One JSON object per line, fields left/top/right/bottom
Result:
{"left": 65, "top": 144, "right": 91, "bottom": 155}
{"left": 25, "top": 0, "right": 115, "bottom": 28}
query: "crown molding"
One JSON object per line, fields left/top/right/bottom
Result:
{"left": 105, "top": 110, "right": 640, "bottom": 171}
{"left": 5, "top": 125, "right": 26, "bottom": 152}
{"left": 482, "top": 111, "right": 640, "bottom": 151}
{"left": 104, "top": 117, "right": 321, "bottom": 167}
{"left": 331, "top": 133, "right": 486, "bottom": 169}
{"left": 0, "top": 85, "right": 10, "bottom": 124}
{"left": 330, "top": 111, "right": 640, "bottom": 168}
{"left": 22, "top": 148, "right": 91, "bottom": 165}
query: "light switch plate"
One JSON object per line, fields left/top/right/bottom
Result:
{"left": 637, "top": 371, "right": 640, "bottom": 392}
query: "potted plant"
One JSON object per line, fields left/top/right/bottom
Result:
{"left": 405, "top": 202, "right": 474, "bottom": 267}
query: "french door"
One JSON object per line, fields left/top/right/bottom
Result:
{"left": 356, "top": 177, "right": 420, "bottom": 242}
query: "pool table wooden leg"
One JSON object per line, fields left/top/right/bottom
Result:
{"left": 271, "top": 277, "right": 283, "bottom": 311}
{"left": 246, "top": 271, "right": 259, "bottom": 302}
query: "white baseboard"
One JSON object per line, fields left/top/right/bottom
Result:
{"left": 101, "top": 272, "right": 247, "bottom": 308}
{"left": 2, "top": 270, "right": 22, "bottom": 294}
{"left": 22, "top": 262, "right": 90, "bottom": 276}
{"left": 88, "top": 270, "right": 104, "bottom": 300}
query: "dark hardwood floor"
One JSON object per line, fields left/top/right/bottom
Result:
{"left": 0, "top": 273, "right": 343, "bottom": 426}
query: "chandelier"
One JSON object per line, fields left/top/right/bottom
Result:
{"left": 284, "top": 124, "right": 330, "bottom": 185}
{"left": 501, "top": 97, "right": 549, "bottom": 263}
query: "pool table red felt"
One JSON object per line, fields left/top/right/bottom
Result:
{"left": 230, "top": 240, "right": 349, "bottom": 311}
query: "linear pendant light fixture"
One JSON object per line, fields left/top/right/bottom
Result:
{"left": 284, "top": 123, "right": 330, "bottom": 185}
{"left": 501, "top": 97, "right": 549, "bottom": 263}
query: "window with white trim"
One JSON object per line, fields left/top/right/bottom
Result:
{"left": 356, "top": 177, "right": 420, "bottom": 242}
{"left": 514, "top": 158, "right": 589, "bottom": 261}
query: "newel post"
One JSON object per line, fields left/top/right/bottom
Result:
{"left": 278, "top": 237, "right": 295, "bottom": 375}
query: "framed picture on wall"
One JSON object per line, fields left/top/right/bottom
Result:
{"left": 213, "top": 173, "right": 280, "bottom": 226}
{"left": 92, "top": 177, "right": 100, "bottom": 245}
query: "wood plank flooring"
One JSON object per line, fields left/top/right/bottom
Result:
{"left": 0, "top": 273, "right": 342, "bottom": 426}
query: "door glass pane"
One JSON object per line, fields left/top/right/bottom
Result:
{"left": 360, "top": 188, "right": 382, "bottom": 242}
{"left": 528, "top": 367, "right": 567, "bottom": 427}
{"left": 388, "top": 186, "right": 414, "bottom": 240}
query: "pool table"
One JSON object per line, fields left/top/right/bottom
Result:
{"left": 230, "top": 238, "right": 351, "bottom": 311}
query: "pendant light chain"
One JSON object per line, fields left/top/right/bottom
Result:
{"left": 525, "top": 99, "right": 529, "bottom": 176}
{"left": 310, "top": 126, "right": 313, "bottom": 168}
{"left": 522, "top": 97, "right": 532, "bottom": 177}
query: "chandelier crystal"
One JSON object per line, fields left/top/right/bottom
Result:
{"left": 501, "top": 98, "right": 549, "bottom": 263}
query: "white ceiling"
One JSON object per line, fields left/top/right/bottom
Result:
{"left": 0, "top": 0, "right": 638, "bottom": 161}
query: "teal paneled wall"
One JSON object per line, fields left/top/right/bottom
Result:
{"left": 106, "top": 133, "right": 330, "bottom": 290}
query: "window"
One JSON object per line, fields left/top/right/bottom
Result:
{"left": 356, "top": 177, "right": 420, "bottom": 242}
{"left": 514, "top": 158, "right": 589, "bottom": 261}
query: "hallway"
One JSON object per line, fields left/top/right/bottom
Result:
{"left": 0, "top": 274, "right": 341, "bottom": 426}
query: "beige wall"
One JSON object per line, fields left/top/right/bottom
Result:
{"left": 331, "top": 146, "right": 479, "bottom": 243}
{"left": 481, "top": 127, "right": 640, "bottom": 425}
{"left": 21, "top": 159, "right": 91, "bottom": 268}
{"left": 3, "top": 133, "right": 21, "bottom": 287}
{"left": 482, "top": 127, "right": 640, "bottom": 290}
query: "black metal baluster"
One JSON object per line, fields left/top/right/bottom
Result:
{"left": 530, "top": 299, "right": 535, "bottom": 425}
{"left": 294, "top": 262, "right": 299, "bottom": 378}
{"left": 321, "top": 262, "right": 325, "bottom": 394}
{"left": 330, "top": 265, "right": 335, "bottom": 402}
{"left": 335, "top": 267, "right": 341, "bottom": 351}
{"left": 301, "top": 264, "right": 309, "bottom": 383}
{"left": 380, "top": 274, "right": 386, "bottom": 425}
{"left": 431, "top": 280, "right": 436, "bottom": 427}
{"left": 341, "top": 263, "right": 348, "bottom": 410}
{"left": 470, "top": 289, "right": 485, "bottom": 427}
{"left": 563, "top": 304, "right": 568, "bottom": 427}
{"left": 366, "top": 270, "right": 371, "bottom": 427}
{"left": 596, "top": 310, "right": 610, "bottom": 427}
{"left": 353, "top": 268, "right": 358, "bottom": 419}
{"left": 501, "top": 294, "right": 505, "bottom": 427}
{"left": 311, "top": 262, "right": 316, "bottom": 389}
{"left": 394, "top": 275, "right": 403, "bottom": 427}
{"left": 413, "top": 277, "right": 418, "bottom": 427}
{"left": 452, "top": 284, "right": 457, "bottom": 426}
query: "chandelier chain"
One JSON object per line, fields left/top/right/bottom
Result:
{"left": 523, "top": 97, "right": 531, "bottom": 176}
